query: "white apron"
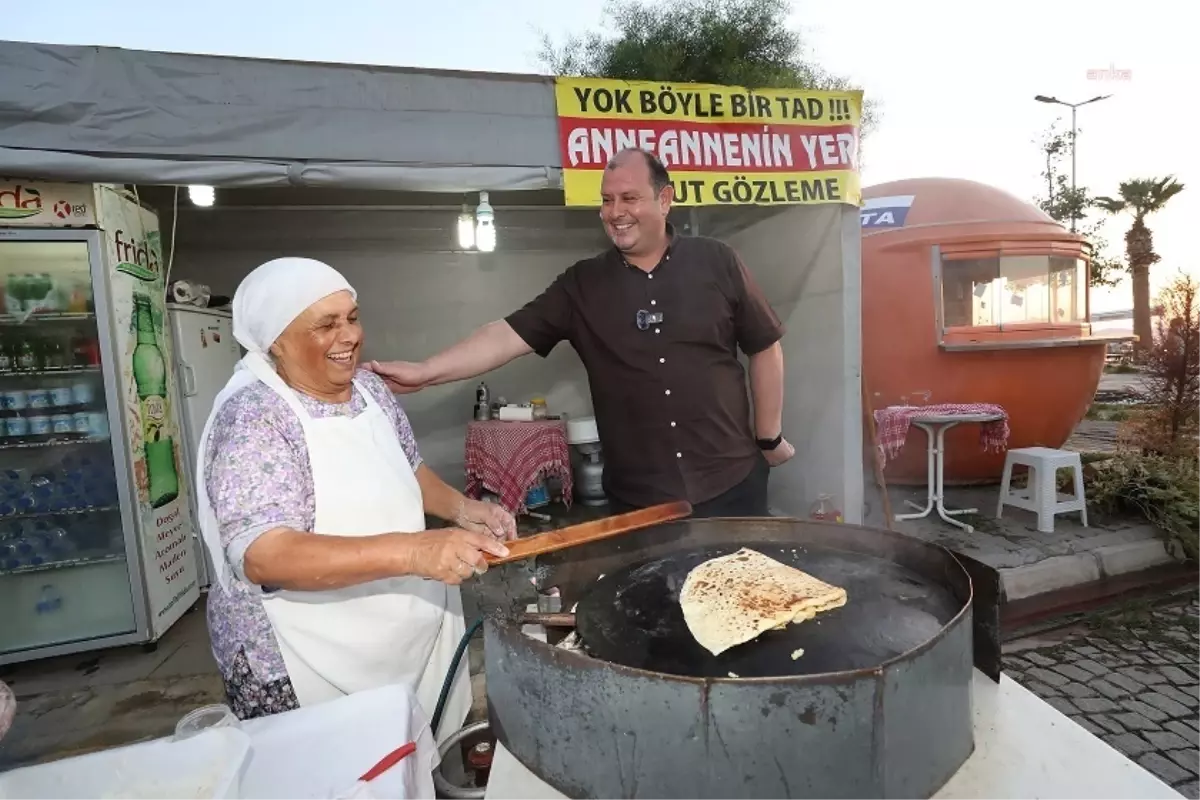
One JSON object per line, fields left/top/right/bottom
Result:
{"left": 247, "top": 359, "right": 472, "bottom": 744}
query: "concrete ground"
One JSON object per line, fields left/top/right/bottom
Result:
{"left": 0, "top": 603, "right": 224, "bottom": 770}
{"left": 1005, "top": 589, "right": 1200, "bottom": 798}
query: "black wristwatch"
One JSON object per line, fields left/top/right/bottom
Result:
{"left": 756, "top": 433, "right": 783, "bottom": 451}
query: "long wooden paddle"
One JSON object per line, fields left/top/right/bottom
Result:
{"left": 484, "top": 501, "right": 693, "bottom": 566}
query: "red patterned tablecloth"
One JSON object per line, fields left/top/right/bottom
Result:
{"left": 873, "top": 403, "right": 1010, "bottom": 464}
{"left": 465, "top": 420, "right": 574, "bottom": 514}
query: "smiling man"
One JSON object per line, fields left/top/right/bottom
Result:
{"left": 369, "top": 148, "right": 793, "bottom": 517}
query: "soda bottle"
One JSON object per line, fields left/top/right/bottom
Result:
{"left": 0, "top": 335, "right": 13, "bottom": 373}
{"left": 809, "top": 493, "right": 844, "bottom": 523}
{"left": 132, "top": 289, "right": 179, "bottom": 508}
{"left": 15, "top": 335, "right": 39, "bottom": 371}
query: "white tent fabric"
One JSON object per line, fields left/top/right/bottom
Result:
{"left": 0, "top": 40, "right": 564, "bottom": 192}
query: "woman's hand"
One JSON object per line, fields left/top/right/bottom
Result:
{"left": 455, "top": 498, "right": 518, "bottom": 541}
{"left": 404, "top": 529, "right": 510, "bottom": 585}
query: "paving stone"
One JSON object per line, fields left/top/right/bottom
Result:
{"left": 1123, "top": 699, "right": 1171, "bottom": 723}
{"left": 1027, "top": 667, "right": 1070, "bottom": 688}
{"left": 1183, "top": 663, "right": 1200, "bottom": 679}
{"left": 1045, "top": 696, "right": 1078, "bottom": 716}
{"left": 1076, "top": 645, "right": 1102, "bottom": 657}
{"left": 1005, "top": 655, "right": 1032, "bottom": 671}
{"left": 1073, "top": 716, "right": 1105, "bottom": 737}
{"left": 1094, "top": 652, "right": 1129, "bottom": 668}
{"left": 1138, "top": 752, "right": 1194, "bottom": 785}
{"left": 1155, "top": 684, "right": 1199, "bottom": 709}
{"left": 1144, "top": 652, "right": 1170, "bottom": 665}
{"left": 1115, "top": 711, "right": 1160, "bottom": 731}
{"left": 1025, "top": 651, "right": 1057, "bottom": 668}
{"left": 1144, "top": 729, "right": 1193, "bottom": 750}
{"left": 1166, "top": 721, "right": 1200, "bottom": 747}
{"left": 1093, "top": 678, "right": 1130, "bottom": 700}
{"left": 1180, "top": 780, "right": 1199, "bottom": 800}
{"left": 1054, "top": 663, "right": 1097, "bottom": 683}
{"left": 1075, "top": 658, "right": 1110, "bottom": 677}
{"left": 1118, "top": 666, "right": 1166, "bottom": 686}
{"left": 1093, "top": 714, "right": 1127, "bottom": 735}
{"left": 1074, "top": 696, "right": 1120, "bottom": 714}
{"left": 1160, "top": 666, "right": 1195, "bottom": 684}
{"left": 1104, "top": 732, "right": 1153, "bottom": 757}
{"left": 1168, "top": 749, "right": 1200, "bottom": 775}
{"left": 1026, "top": 680, "right": 1062, "bottom": 698}
{"left": 1107, "top": 672, "right": 1146, "bottom": 694}
{"left": 1062, "top": 682, "right": 1098, "bottom": 699}
{"left": 1142, "top": 691, "right": 1192, "bottom": 719}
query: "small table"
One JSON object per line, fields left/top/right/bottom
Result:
{"left": 465, "top": 419, "right": 574, "bottom": 515}
{"left": 891, "top": 412, "right": 1004, "bottom": 534}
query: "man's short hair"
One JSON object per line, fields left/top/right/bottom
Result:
{"left": 607, "top": 148, "right": 672, "bottom": 196}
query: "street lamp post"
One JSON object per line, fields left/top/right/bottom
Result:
{"left": 1034, "top": 94, "right": 1112, "bottom": 232}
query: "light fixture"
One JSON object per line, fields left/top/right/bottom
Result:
{"left": 188, "top": 185, "right": 215, "bottom": 207}
{"left": 456, "top": 203, "right": 475, "bottom": 249}
{"left": 475, "top": 191, "right": 496, "bottom": 253}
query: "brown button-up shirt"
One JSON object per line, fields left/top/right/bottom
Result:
{"left": 506, "top": 225, "right": 785, "bottom": 508}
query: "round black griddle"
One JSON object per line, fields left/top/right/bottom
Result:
{"left": 574, "top": 540, "right": 961, "bottom": 678}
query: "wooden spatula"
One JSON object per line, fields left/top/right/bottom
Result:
{"left": 485, "top": 501, "right": 693, "bottom": 566}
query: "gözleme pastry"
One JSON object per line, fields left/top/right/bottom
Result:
{"left": 680, "top": 547, "right": 848, "bottom": 656}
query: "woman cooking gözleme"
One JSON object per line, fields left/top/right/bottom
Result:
{"left": 196, "top": 257, "right": 516, "bottom": 734}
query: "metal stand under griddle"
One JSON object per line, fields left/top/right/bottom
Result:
{"left": 476, "top": 518, "right": 981, "bottom": 799}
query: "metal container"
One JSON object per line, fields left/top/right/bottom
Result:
{"left": 573, "top": 447, "right": 606, "bottom": 506}
{"left": 477, "top": 518, "right": 981, "bottom": 799}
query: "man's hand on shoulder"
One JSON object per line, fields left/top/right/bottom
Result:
{"left": 366, "top": 360, "right": 431, "bottom": 394}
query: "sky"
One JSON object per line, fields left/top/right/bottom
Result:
{"left": 5, "top": 0, "right": 1194, "bottom": 314}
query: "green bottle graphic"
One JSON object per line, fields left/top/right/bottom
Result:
{"left": 132, "top": 289, "right": 179, "bottom": 508}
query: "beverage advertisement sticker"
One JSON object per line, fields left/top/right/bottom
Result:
{"left": 0, "top": 179, "right": 96, "bottom": 227}
{"left": 96, "top": 186, "right": 198, "bottom": 637}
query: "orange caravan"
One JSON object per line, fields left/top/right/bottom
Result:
{"left": 860, "top": 177, "right": 1121, "bottom": 485}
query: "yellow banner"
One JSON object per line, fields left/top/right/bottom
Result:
{"left": 554, "top": 76, "right": 863, "bottom": 208}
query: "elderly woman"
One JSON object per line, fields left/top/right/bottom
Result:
{"left": 197, "top": 257, "right": 515, "bottom": 740}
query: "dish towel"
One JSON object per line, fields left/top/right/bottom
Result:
{"left": 873, "top": 404, "right": 1010, "bottom": 464}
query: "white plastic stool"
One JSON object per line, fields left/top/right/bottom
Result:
{"left": 997, "top": 447, "right": 1088, "bottom": 533}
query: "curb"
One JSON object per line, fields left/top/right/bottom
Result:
{"left": 1000, "top": 538, "right": 1176, "bottom": 602}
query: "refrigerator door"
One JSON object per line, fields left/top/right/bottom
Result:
{"left": 0, "top": 230, "right": 148, "bottom": 663}
{"left": 168, "top": 306, "right": 239, "bottom": 589}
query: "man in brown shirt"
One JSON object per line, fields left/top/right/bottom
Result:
{"left": 370, "top": 148, "right": 793, "bottom": 517}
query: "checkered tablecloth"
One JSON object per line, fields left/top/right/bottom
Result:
{"left": 465, "top": 420, "right": 574, "bottom": 514}
{"left": 873, "top": 403, "right": 1010, "bottom": 464}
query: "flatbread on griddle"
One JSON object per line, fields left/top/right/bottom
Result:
{"left": 679, "top": 547, "right": 847, "bottom": 656}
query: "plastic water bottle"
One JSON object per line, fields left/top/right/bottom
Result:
{"left": 35, "top": 584, "right": 63, "bottom": 615}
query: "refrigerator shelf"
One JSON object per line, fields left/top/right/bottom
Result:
{"left": 0, "top": 505, "right": 119, "bottom": 521}
{"left": 0, "top": 436, "right": 111, "bottom": 451}
{"left": 0, "top": 312, "right": 96, "bottom": 326}
{"left": 0, "top": 552, "right": 125, "bottom": 577}
{"left": 0, "top": 366, "right": 102, "bottom": 378}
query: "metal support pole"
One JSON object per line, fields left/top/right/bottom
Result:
{"left": 1070, "top": 105, "right": 1078, "bottom": 233}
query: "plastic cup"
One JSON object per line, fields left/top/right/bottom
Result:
{"left": 173, "top": 704, "right": 240, "bottom": 741}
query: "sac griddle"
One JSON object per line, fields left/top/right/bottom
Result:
{"left": 476, "top": 517, "right": 999, "bottom": 799}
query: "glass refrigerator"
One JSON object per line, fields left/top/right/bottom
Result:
{"left": 0, "top": 180, "right": 200, "bottom": 665}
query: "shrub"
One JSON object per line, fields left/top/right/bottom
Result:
{"left": 1085, "top": 451, "right": 1198, "bottom": 562}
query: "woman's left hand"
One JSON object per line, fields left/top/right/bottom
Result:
{"left": 455, "top": 499, "right": 518, "bottom": 541}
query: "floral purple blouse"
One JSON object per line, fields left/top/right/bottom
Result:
{"left": 204, "top": 368, "right": 422, "bottom": 715}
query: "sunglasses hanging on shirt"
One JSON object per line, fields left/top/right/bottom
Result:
{"left": 636, "top": 309, "right": 664, "bottom": 331}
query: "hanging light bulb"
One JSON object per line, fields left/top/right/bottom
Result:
{"left": 188, "top": 185, "right": 215, "bottom": 207}
{"left": 456, "top": 203, "right": 476, "bottom": 250}
{"left": 475, "top": 191, "right": 496, "bottom": 253}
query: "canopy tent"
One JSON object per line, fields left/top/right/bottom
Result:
{"left": 0, "top": 40, "right": 563, "bottom": 192}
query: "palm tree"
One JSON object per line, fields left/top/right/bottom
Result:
{"left": 1095, "top": 176, "right": 1186, "bottom": 360}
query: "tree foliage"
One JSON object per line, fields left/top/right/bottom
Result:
{"left": 537, "top": 0, "right": 878, "bottom": 134}
{"left": 1031, "top": 121, "right": 1123, "bottom": 288}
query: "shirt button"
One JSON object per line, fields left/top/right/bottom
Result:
{"left": 670, "top": 421, "right": 676, "bottom": 427}
{"left": 648, "top": 274, "right": 654, "bottom": 279}
{"left": 650, "top": 300, "right": 657, "bottom": 305}
{"left": 659, "top": 357, "right": 665, "bottom": 364}
{"left": 664, "top": 389, "right": 671, "bottom": 395}
{"left": 676, "top": 452, "right": 682, "bottom": 458}
{"left": 655, "top": 328, "right": 660, "bottom": 334}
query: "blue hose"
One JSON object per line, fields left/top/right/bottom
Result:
{"left": 431, "top": 617, "right": 483, "bottom": 738}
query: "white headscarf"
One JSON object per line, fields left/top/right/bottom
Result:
{"left": 195, "top": 257, "right": 357, "bottom": 592}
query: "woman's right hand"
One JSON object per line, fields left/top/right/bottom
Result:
{"left": 403, "top": 529, "right": 510, "bottom": 585}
